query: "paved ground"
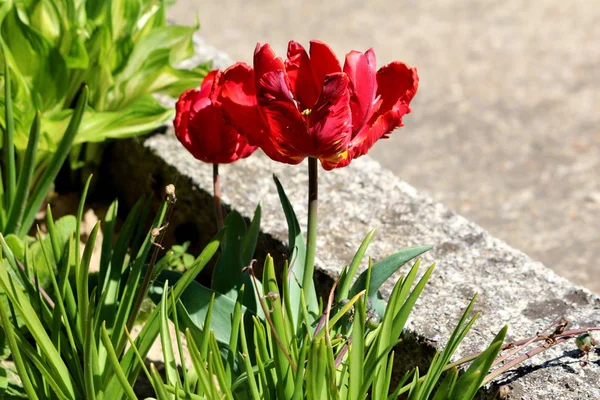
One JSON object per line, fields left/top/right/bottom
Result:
{"left": 167, "top": 1, "right": 600, "bottom": 293}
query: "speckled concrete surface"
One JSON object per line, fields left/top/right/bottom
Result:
{"left": 167, "top": 0, "right": 600, "bottom": 293}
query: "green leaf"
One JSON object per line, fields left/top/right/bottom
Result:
{"left": 306, "top": 338, "right": 328, "bottom": 400}
{"left": 451, "top": 326, "right": 508, "bottom": 400}
{"left": 432, "top": 367, "right": 458, "bottom": 400}
{"left": 212, "top": 210, "right": 260, "bottom": 312}
{"left": 159, "top": 282, "right": 180, "bottom": 388}
{"left": 241, "top": 203, "right": 261, "bottom": 267}
{"left": 336, "top": 229, "right": 375, "bottom": 302}
{"left": 100, "top": 322, "right": 137, "bottom": 400}
{"left": 151, "top": 269, "right": 255, "bottom": 347}
{"left": 348, "top": 296, "right": 366, "bottom": 400}
{"left": 19, "top": 86, "right": 88, "bottom": 237}
{"left": 98, "top": 200, "right": 118, "bottom": 291}
{"left": 273, "top": 175, "right": 319, "bottom": 327}
{"left": 101, "top": 230, "right": 222, "bottom": 399}
{"left": 238, "top": 316, "right": 260, "bottom": 399}
{"left": 2, "top": 56, "right": 16, "bottom": 210}
{"left": 262, "top": 255, "right": 295, "bottom": 399}
{"left": 0, "top": 295, "right": 38, "bottom": 400}
{"left": 0, "top": 261, "right": 76, "bottom": 398}
{"left": 111, "top": 25, "right": 198, "bottom": 108}
{"left": 349, "top": 245, "right": 433, "bottom": 301}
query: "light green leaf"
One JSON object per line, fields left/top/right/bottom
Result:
{"left": 349, "top": 245, "right": 433, "bottom": 301}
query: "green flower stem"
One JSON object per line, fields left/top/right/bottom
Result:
{"left": 303, "top": 157, "right": 319, "bottom": 296}
{"left": 213, "top": 163, "right": 224, "bottom": 231}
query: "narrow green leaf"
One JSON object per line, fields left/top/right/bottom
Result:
{"left": 78, "top": 222, "right": 100, "bottom": 342}
{"left": 150, "top": 363, "right": 171, "bottom": 400}
{"left": 239, "top": 317, "right": 260, "bottom": 399}
{"left": 349, "top": 245, "right": 433, "bottom": 301}
{"left": 406, "top": 368, "right": 421, "bottom": 400}
{"left": 199, "top": 293, "right": 215, "bottom": 358}
{"left": 75, "top": 174, "right": 94, "bottom": 265}
{"left": 99, "top": 196, "right": 145, "bottom": 323}
{"left": 20, "top": 86, "right": 89, "bottom": 236}
{"left": 100, "top": 322, "right": 137, "bottom": 400}
{"left": 337, "top": 229, "right": 375, "bottom": 302}
{"left": 98, "top": 199, "right": 118, "bottom": 291}
{"left": 451, "top": 326, "right": 508, "bottom": 400}
{"left": 112, "top": 199, "right": 167, "bottom": 356}
{"left": 292, "top": 332, "right": 310, "bottom": 400}
{"left": 104, "top": 232, "right": 222, "bottom": 398}
{"left": 209, "top": 332, "right": 234, "bottom": 400}
{"left": 170, "top": 292, "right": 190, "bottom": 392}
{"left": 348, "top": 296, "right": 366, "bottom": 400}
{"left": 83, "top": 290, "right": 100, "bottom": 400}
{"left": 226, "top": 285, "right": 245, "bottom": 386}
{"left": 0, "top": 266, "right": 76, "bottom": 398}
{"left": 241, "top": 203, "right": 261, "bottom": 266}
{"left": 159, "top": 282, "right": 179, "bottom": 388}
{"left": 263, "top": 254, "right": 294, "bottom": 399}
{"left": 11, "top": 329, "right": 73, "bottom": 400}
{"left": 432, "top": 367, "right": 458, "bottom": 400}
{"left": 185, "top": 329, "right": 213, "bottom": 398}
{"left": 0, "top": 295, "right": 38, "bottom": 400}
{"left": 306, "top": 338, "right": 327, "bottom": 400}
{"left": 4, "top": 110, "right": 40, "bottom": 235}
{"left": 2, "top": 58, "right": 16, "bottom": 209}
{"left": 273, "top": 175, "right": 318, "bottom": 325}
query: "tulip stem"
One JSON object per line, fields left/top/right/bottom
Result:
{"left": 213, "top": 163, "right": 224, "bottom": 231}
{"left": 303, "top": 157, "right": 319, "bottom": 297}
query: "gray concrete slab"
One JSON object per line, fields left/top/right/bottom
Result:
{"left": 105, "top": 130, "right": 600, "bottom": 399}
{"left": 167, "top": 0, "right": 600, "bottom": 292}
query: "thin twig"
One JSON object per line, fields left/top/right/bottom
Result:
{"left": 126, "top": 184, "right": 177, "bottom": 333}
{"left": 482, "top": 337, "right": 568, "bottom": 385}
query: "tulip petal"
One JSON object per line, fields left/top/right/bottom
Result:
{"left": 344, "top": 49, "right": 377, "bottom": 135}
{"left": 309, "top": 40, "right": 342, "bottom": 88}
{"left": 174, "top": 70, "right": 257, "bottom": 164}
{"left": 218, "top": 63, "right": 267, "bottom": 145}
{"left": 285, "top": 41, "right": 319, "bottom": 110}
{"left": 200, "top": 69, "right": 220, "bottom": 94}
{"left": 254, "top": 43, "right": 287, "bottom": 86}
{"left": 257, "top": 70, "right": 308, "bottom": 163}
{"left": 374, "top": 62, "right": 418, "bottom": 118}
{"left": 174, "top": 88, "right": 202, "bottom": 152}
{"left": 308, "top": 72, "right": 352, "bottom": 166}
{"left": 345, "top": 62, "right": 418, "bottom": 160}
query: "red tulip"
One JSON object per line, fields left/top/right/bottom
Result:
{"left": 174, "top": 64, "right": 258, "bottom": 164}
{"left": 246, "top": 40, "right": 419, "bottom": 170}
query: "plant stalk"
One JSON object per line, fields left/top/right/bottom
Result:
{"left": 125, "top": 185, "right": 177, "bottom": 333}
{"left": 213, "top": 163, "right": 224, "bottom": 231}
{"left": 303, "top": 157, "right": 318, "bottom": 295}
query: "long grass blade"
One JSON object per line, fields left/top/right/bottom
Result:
{"left": 0, "top": 295, "right": 39, "bottom": 400}
{"left": 20, "top": 86, "right": 89, "bottom": 236}
{"left": 100, "top": 322, "right": 137, "bottom": 400}
{"left": 4, "top": 111, "right": 40, "bottom": 234}
{"left": 2, "top": 58, "right": 16, "bottom": 209}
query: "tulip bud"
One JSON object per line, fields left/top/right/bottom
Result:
{"left": 575, "top": 333, "right": 596, "bottom": 353}
{"left": 366, "top": 313, "right": 381, "bottom": 330}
